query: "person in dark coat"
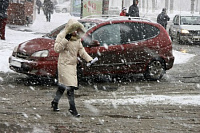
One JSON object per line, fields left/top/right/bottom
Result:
{"left": 36, "top": 0, "right": 42, "bottom": 14}
{"left": 157, "top": 8, "right": 170, "bottom": 29}
{"left": 128, "top": 0, "right": 139, "bottom": 17}
{"left": 0, "top": 0, "right": 9, "bottom": 40}
{"left": 43, "top": 0, "right": 54, "bottom": 22}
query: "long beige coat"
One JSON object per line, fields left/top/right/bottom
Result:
{"left": 54, "top": 19, "right": 93, "bottom": 87}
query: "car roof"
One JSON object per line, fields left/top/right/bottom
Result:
{"left": 175, "top": 14, "right": 200, "bottom": 17}
{"left": 80, "top": 15, "right": 153, "bottom": 24}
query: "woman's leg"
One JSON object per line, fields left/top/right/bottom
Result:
{"left": 66, "top": 87, "right": 80, "bottom": 117}
{"left": 51, "top": 85, "right": 65, "bottom": 111}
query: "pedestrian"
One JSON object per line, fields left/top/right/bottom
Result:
{"left": 0, "top": 0, "right": 9, "bottom": 40}
{"left": 120, "top": 7, "right": 129, "bottom": 16}
{"left": 36, "top": 0, "right": 42, "bottom": 14}
{"left": 128, "top": 0, "right": 139, "bottom": 17}
{"left": 157, "top": 8, "right": 170, "bottom": 29}
{"left": 51, "top": 19, "right": 94, "bottom": 117}
{"left": 43, "top": 0, "right": 54, "bottom": 22}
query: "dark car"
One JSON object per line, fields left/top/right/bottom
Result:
{"left": 9, "top": 16, "right": 174, "bottom": 81}
{"left": 169, "top": 14, "right": 200, "bottom": 44}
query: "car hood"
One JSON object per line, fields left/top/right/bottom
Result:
{"left": 18, "top": 38, "right": 54, "bottom": 54}
{"left": 180, "top": 25, "right": 200, "bottom": 30}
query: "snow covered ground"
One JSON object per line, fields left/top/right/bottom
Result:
{"left": 0, "top": 11, "right": 199, "bottom": 107}
{"left": 84, "top": 94, "right": 200, "bottom": 108}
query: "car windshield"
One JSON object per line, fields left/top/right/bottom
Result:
{"left": 180, "top": 16, "right": 200, "bottom": 25}
{"left": 80, "top": 21, "right": 97, "bottom": 31}
{"left": 43, "top": 21, "right": 96, "bottom": 39}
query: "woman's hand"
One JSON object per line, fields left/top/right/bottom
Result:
{"left": 65, "top": 34, "right": 72, "bottom": 40}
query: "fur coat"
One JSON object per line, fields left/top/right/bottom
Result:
{"left": 54, "top": 19, "right": 93, "bottom": 87}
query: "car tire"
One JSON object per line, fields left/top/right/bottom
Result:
{"left": 62, "top": 8, "right": 67, "bottom": 13}
{"left": 177, "top": 33, "right": 182, "bottom": 44}
{"left": 169, "top": 29, "right": 173, "bottom": 41}
{"left": 144, "top": 59, "right": 166, "bottom": 81}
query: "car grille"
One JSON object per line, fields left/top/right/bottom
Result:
{"left": 16, "top": 52, "right": 29, "bottom": 59}
{"left": 189, "top": 30, "right": 200, "bottom": 36}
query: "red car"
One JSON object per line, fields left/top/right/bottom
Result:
{"left": 9, "top": 16, "right": 174, "bottom": 81}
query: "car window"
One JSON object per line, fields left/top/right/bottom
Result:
{"left": 92, "top": 24, "right": 121, "bottom": 46}
{"left": 172, "top": 16, "right": 176, "bottom": 23}
{"left": 180, "top": 16, "right": 200, "bottom": 25}
{"left": 45, "top": 21, "right": 96, "bottom": 40}
{"left": 43, "top": 24, "right": 65, "bottom": 39}
{"left": 120, "top": 22, "right": 159, "bottom": 43}
{"left": 79, "top": 21, "right": 97, "bottom": 31}
{"left": 175, "top": 16, "right": 180, "bottom": 24}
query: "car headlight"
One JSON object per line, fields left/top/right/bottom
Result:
{"left": 181, "top": 29, "right": 189, "bottom": 34}
{"left": 31, "top": 50, "right": 49, "bottom": 57}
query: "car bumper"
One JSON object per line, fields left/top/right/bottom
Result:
{"left": 55, "top": 8, "right": 62, "bottom": 12}
{"left": 180, "top": 35, "right": 200, "bottom": 43}
{"left": 9, "top": 56, "right": 57, "bottom": 77}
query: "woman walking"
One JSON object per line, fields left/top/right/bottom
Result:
{"left": 51, "top": 19, "right": 93, "bottom": 117}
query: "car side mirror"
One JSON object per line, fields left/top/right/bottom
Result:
{"left": 89, "top": 40, "right": 100, "bottom": 47}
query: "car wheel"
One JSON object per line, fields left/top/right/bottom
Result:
{"left": 144, "top": 59, "right": 166, "bottom": 81}
{"left": 62, "top": 8, "right": 67, "bottom": 13}
{"left": 177, "top": 33, "right": 182, "bottom": 44}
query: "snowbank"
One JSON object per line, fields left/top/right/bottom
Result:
{"left": 85, "top": 94, "right": 200, "bottom": 106}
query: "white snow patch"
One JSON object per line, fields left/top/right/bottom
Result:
{"left": 173, "top": 50, "right": 195, "bottom": 64}
{"left": 85, "top": 95, "right": 200, "bottom": 106}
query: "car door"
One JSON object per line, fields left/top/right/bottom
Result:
{"left": 170, "top": 15, "right": 180, "bottom": 39}
{"left": 120, "top": 22, "right": 160, "bottom": 73}
{"left": 82, "top": 23, "right": 124, "bottom": 76}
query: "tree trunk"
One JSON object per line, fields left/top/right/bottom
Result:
{"left": 122, "top": 0, "right": 124, "bottom": 9}
{"left": 195, "top": 0, "right": 198, "bottom": 12}
{"left": 191, "top": 0, "right": 195, "bottom": 14}
{"left": 152, "top": 0, "right": 156, "bottom": 12}
{"left": 170, "top": 0, "right": 174, "bottom": 13}
{"left": 155, "top": 0, "right": 158, "bottom": 10}
{"left": 142, "top": 0, "right": 145, "bottom": 12}
{"left": 165, "top": 0, "right": 169, "bottom": 9}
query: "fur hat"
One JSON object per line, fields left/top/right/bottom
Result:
{"left": 64, "top": 19, "right": 85, "bottom": 35}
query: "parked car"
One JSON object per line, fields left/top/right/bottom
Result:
{"left": 54, "top": 1, "right": 70, "bottom": 13}
{"left": 9, "top": 16, "right": 174, "bottom": 81}
{"left": 169, "top": 14, "right": 200, "bottom": 44}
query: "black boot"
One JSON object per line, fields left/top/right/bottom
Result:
{"left": 68, "top": 109, "right": 80, "bottom": 117}
{"left": 51, "top": 101, "right": 60, "bottom": 111}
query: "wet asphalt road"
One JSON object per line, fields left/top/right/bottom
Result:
{"left": 0, "top": 40, "right": 200, "bottom": 132}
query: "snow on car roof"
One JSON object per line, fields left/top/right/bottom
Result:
{"left": 81, "top": 15, "right": 152, "bottom": 24}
